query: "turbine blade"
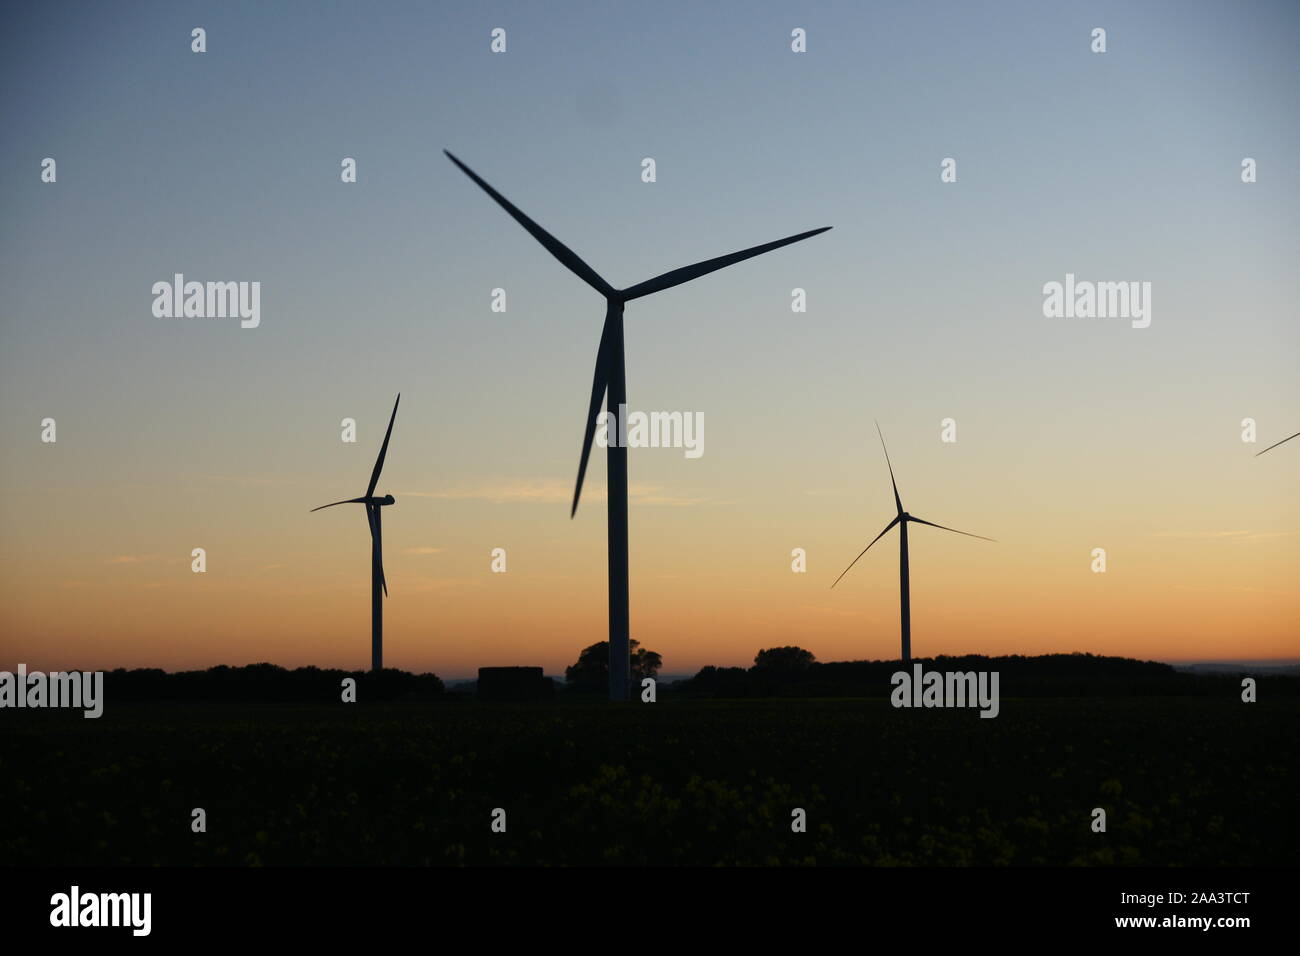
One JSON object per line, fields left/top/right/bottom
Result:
{"left": 620, "top": 226, "right": 832, "bottom": 301}
{"left": 1255, "top": 431, "right": 1300, "bottom": 456}
{"left": 366, "top": 394, "right": 400, "bottom": 499}
{"left": 310, "top": 496, "right": 367, "bottom": 512}
{"left": 908, "top": 516, "right": 996, "bottom": 542}
{"left": 572, "top": 314, "right": 612, "bottom": 517}
{"left": 444, "top": 150, "right": 614, "bottom": 298}
{"left": 366, "top": 506, "right": 387, "bottom": 597}
{"left": 875, "top": 421, "right": 903, "bottom": 515}
{"left": 830, "top": 516, "right": 900, "bottom": 589}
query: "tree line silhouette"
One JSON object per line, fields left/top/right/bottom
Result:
{"left": 677, "top": 648, "right": 1299, "bottom": 698}
{"left": 102, "top": 664, "right": 444, "bottom": 702}
{"left": 88, "top": 647, "right": 1295, "bottom": 702}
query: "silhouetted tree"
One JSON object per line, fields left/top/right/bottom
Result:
{"left": 566, "top": 639, "right": 661, "bottom": 691}
{"left": 633, "top": 642, "right": 663, "bottom": 682}
{"left": 752, "top": 646, "right": 816, "bottom": 675}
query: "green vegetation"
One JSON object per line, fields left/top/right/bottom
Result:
{"left": 1, "top": 696, "right": 1292, "bottom": 865}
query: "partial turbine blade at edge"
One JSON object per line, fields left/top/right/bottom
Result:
{"left": 1255, "top": 431, "right": 1300, "bottom": 456}
{"left": 366, "top": 394, "right": 401, "bottom": 499}
{"left": 830, "top": 516, "right": 900, "bottom": 589}
{"left": 620, "top": 227, "right": 832, "bottom": 301}
{"left": 444, "top": 151, "right": 614, "bottom": 298}
{"left": 311, "top": 496, "right": 368, "bottom": 512}
{"left": 908, "top": 516, "right": 996, "bottom": 542}
{"left": 572, "top": 314, "right": 612, "bottom": 518}
{"left": 875, "top": 420, "right": 903, "bottom": 515}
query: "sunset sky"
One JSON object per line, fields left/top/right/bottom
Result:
{"left": 2, "top": 0, "right": 1296, "bottom": 677}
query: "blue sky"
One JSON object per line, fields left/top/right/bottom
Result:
{"left": 2, "top": 1, "right": 1296, "bottom": 674}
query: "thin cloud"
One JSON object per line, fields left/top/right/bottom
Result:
{"left": 800, "top": 604, "right": 868, "bottom": 618}
{"left": 1152, "top": 531, "right": 1248, "bottom": 539}
{"left": 1152, "top": 531, "right": 1294, "bottom": 542}
{"left": 400, "top": 577, "right": 485, "bottom": 593}
{"left": 110, "top": 554, "right": 188, "bottom": 566}
{"left": 399, "top": 479, "right": 705, "bottom": 507}
{"left": 400, "top": 480, "right": 572, "bottom": 503}
{"left": 203, "top": 475, "right": 295, "bottom": 487}
{"left": 634, "top": 487, "right": 707, "bottom": 507}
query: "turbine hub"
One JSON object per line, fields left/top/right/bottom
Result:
{"left": 377, "top": 494, "right": 395, "bottom": 506}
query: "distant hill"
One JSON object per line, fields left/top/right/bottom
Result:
{"left": 674, "top": 652, "right": 1300, "bottom": 698}
{"left": 102, "top": 663, "right": 444, "bottom": 702}
{"left": 1175, "top": 661, "right": 1300, "bottom": 676}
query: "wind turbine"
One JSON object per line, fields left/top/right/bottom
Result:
{"left": 1255, "top": 431, "right": 1299, "bottom": 456}
{"left": 831, "top": 422, "right": 994, "bottom": 662}
{"left": 311, "top": 394, "right": 400, "bottom": 673}
{"left": 446, "top": 150, "right": 830, "bottom": 701}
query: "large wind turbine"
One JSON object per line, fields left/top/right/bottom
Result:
{"left": 831, "top": 423, "right": 994, "bottom": 662}
{"left": 446, "top": 150, "right": 830, "bottom": 701}
{"left": 1255, "top": 431, "right": 1299, "bottom": 456}
{"left": 311, "top": 394, "right": 400, "bottom": 672}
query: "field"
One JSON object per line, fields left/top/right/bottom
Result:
{"left": 2, "top": 696, "right": 1294, "bottom": 866}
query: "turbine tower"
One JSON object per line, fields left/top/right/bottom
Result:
{"left": 832, "top": 422, "right": 994, "bottom": 662}
{"left": 311, "top": 394, "right": 400, "bottom": 672}
{"left": 447, "top": 150, "right": 830, "bottom": 700}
